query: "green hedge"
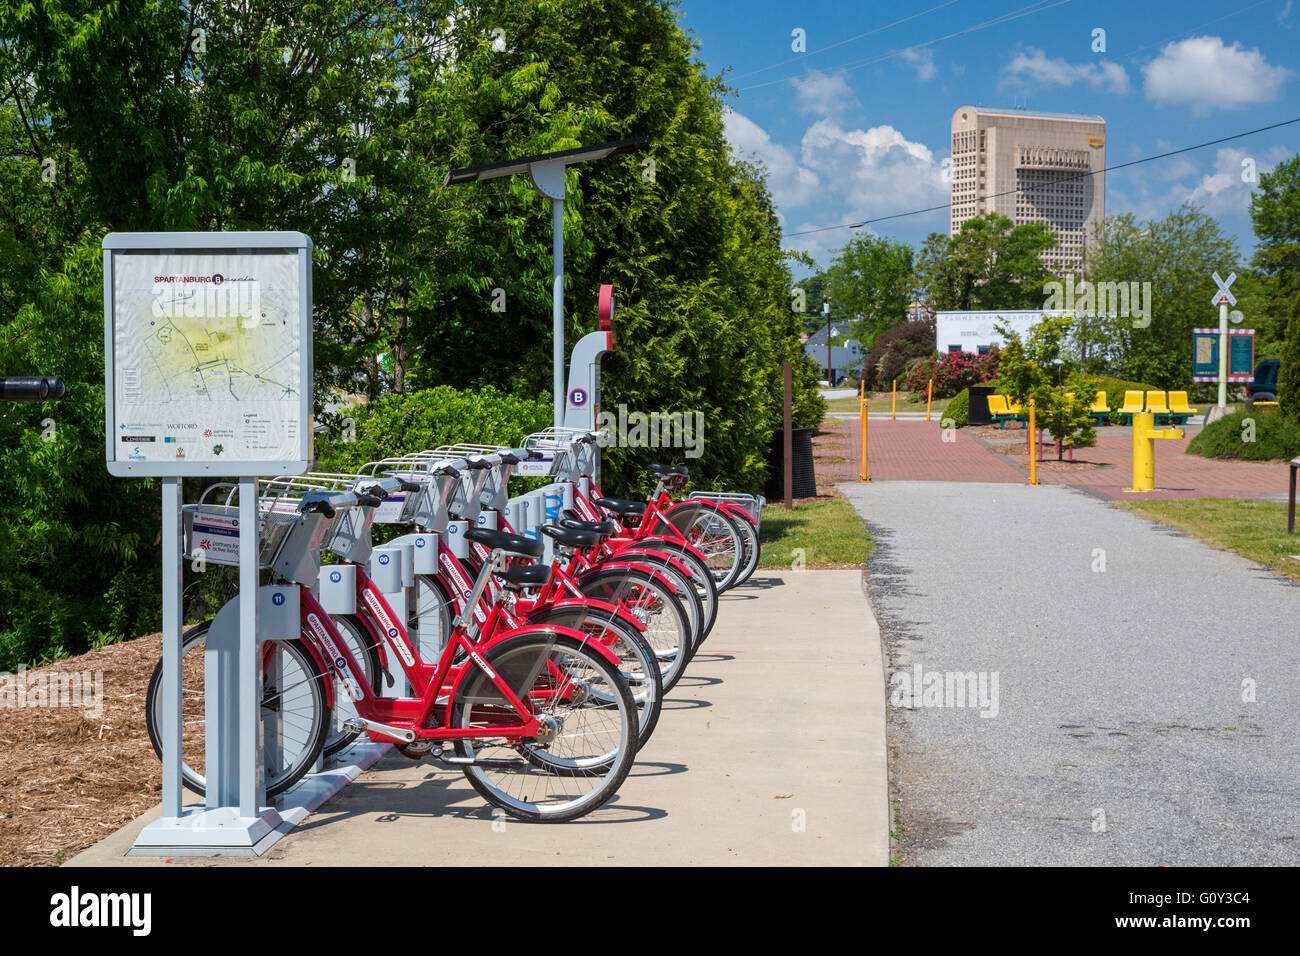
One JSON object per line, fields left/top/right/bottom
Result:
{"left": 942, "top": 388, "right": 970, "bottom": 427}
{"left": 1186, "top": 409, "right": 1300, "bottom": 461}
{"left": 1077, "top": 376, "right": 1160, "bottom": 422}
{"left": 316, "top": 386, "right": 554, "bottom": 473}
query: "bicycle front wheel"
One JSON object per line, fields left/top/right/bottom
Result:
{"left": 145, "top": 621, "right": 333, "bottom": 799}
{"left": 452, "top": 633, "right": 637, "bottom": 823}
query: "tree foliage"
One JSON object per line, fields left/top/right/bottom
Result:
{"left": 913, "top": 213, "right": 1058, "bottom": 312}
{"left": 1085, "top": 203, "right": 1240, "bottom": 388}
{"left": 0, "top": 0, "right": 817, "bottom": 665}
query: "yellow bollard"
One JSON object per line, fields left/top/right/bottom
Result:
{"left": 1028, "top": 401, "right": 1038, "bottom": 485}
{"left": 860, "top": 393, "right": 871, "bottom": 482}
{"left": 926, "top": 379, "right": 933, "bottom": 422}
{"left": 1124, "top": 412, "right": 1184, "bottom": 492}
{"left": 891, "top": 380, "right": 897, "bottom": 421}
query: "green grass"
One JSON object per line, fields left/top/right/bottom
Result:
{"left": 1120, "top": 498, "right": 1300, "bottom": 581}
{"left": 756, "top": 498, "right": 873, "bottom": 568}
{"left": 824, "top": 392, "right": 951, "bottom": 416}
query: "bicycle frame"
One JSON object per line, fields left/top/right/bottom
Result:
{"left": 304, "top": 550, "right": 623, "bottom": 744}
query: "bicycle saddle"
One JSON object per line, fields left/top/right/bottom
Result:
{"left": 464, "top": 526, "right": 544, "bottom": 558}
{"left": 541, "top": 525, "right": 602, "bottom": 549}
{"left": 593, "top": 497, "right": 647, "bottom": 518}
{"left": 500, "top": 562, "right": 551, "bottom": 590}
{"left": 561, "top": 517, "right": 620, "bottom": 536}
{"left": 648, "top": 463, "right": 689, "bottom": 478}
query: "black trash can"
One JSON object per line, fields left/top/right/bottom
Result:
{"left": 967, "top": 385, "right": 994, "bottom": 426}
{"left": 765, "top": 427, "right": 817, "bottom": 499}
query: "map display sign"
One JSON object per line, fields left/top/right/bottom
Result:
{"left": 104, "top": 233, "right": 313, "bottom": 476}
{"left": 1191, "top": 328, "right": 1254, "bottom": 384}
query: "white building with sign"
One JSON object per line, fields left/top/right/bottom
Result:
{"left": 935, "top": 309, "right": 1067, "bottom": 355}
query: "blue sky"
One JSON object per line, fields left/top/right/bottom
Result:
{"left": 677, "top": 0, "right": 1300, "bottom": 277}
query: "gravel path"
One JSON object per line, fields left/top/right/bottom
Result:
{"left": 840, "top": 480, "right": 1300, "bottom": 866}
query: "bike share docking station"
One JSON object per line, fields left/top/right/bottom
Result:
{"left": 101, "top": 230, "right": 623, "bottom": 855}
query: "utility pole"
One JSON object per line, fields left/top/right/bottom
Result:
{"left": 823, "top": 296, "right": 832, "bottom": 384}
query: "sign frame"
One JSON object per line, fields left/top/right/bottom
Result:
{"left": 103, "top": 231, "right": 314, "bottom": 477}
{"left": 1192, "top": 327, "right": 1254, "bottom": 383}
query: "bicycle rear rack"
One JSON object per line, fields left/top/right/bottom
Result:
{"left": 687, "top": 491, "right": 766, "bottom": 528}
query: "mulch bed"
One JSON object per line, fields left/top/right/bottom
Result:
{"left": 969, "top": 425, "right": 1114, "bottom": 473}
{"left": 0, "top": 634, "right": 163, "bottom": 866}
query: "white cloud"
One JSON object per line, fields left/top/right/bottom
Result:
{"left": 1143, "top": 36, "right": 1291, "bottom": 114}
{"left": 789, "top": 70, "right": 858, "bottom": 117}
{"left": 1001, "top": 48, "right": 1131, "bottom": 94}
{"left": 798, "top": 120, "right": 947, "bottom": 256}
{"left": 901, "top": 48, "right": 937, "bottom": 82}
{"left": 1107, "top": 145, "right": 1289, "bottom": 221}
{"left": 723, "top": 109, "right": 821, "bottom": 209}
{"left": 1280, "top": 0, "right": 1293, "bottom": 28}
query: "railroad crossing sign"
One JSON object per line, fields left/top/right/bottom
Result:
{"left": 1211, "top": 271, "right": 1237, "bottom": 307}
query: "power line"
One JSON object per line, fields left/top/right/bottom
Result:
{"left": 737, "top": 0, "right": 1070, "bottom": 93}
{"left": 785, "top": 115, "right": 1300, "bottom": 237}
{"left": 730, "top": 1, "right": 962, "bottom": 81}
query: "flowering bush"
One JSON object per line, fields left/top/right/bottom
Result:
{"left": 902, "top": 348, "right": 1000, "bottom": 398}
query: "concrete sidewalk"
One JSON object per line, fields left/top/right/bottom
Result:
{"left": 70, "top": 570, "right": 889, "bottom": 867}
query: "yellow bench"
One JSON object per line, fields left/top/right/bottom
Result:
{"left": 1117, "top": 390, "right": 1145, "bottom": 424}
{"left": 1166, "top": 390, "right": 1197, "bottom": 423}
{"left": 1145, "top": 390, "right": 1170, "bottom": 418}
{"left": 986, "top": 394, "right": 1026, "bottom": 429}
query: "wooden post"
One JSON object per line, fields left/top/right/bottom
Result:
{"left": 1290, "top": 459, "right": 1298, "bottom": 533}
{"left": 926, "top": 379, "right": 933, "bottom": 422}
{"left": 783, "top": 361, "right": 793, "bottom": 510}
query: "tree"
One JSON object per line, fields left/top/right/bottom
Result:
{"left": 1085, "top": 203, "right": 1240, "bottom": 387}
{"left": 1249, "top": 155, "right": 1300, "bottom": 303}
{"left": 913, "top": 213, "right": 1058, "bottom": 311}
{"left": 820, "top": 233, "right": 914, "bottom": 346}
{"left": 1279, "top": 292, "right": 1300, "bottom": 422}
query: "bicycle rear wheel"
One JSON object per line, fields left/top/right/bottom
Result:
{"left": 144, "top": 621, "right": 332, "bottom": 799}
{"left": 452, "top": 633, "right": 637, "bottom": 823}
{"left": 576, "top": 566, "right": 692, "bottom": 691}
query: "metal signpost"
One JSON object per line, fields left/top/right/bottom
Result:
{"left": 1202, "top": 271, "right": 1246, "bottom": 423}
{"left": 103, "top": 231, "right": 314, "bottom": 855}
{"left": 444, "top": 137, "right": 648, "bottom": 427}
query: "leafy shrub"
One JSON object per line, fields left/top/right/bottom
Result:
{"left": 1187, "top": 409, "right": 1300, "bottom": 461}
{"left": 1279, "top": 292, "right": 1300, "bottom": 422}
{"left": 863, "top": 319, "right": 935, "bottom": 388}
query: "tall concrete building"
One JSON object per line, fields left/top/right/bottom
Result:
{"left": 950, "top": 106, "right": 1106, "bottom": 276}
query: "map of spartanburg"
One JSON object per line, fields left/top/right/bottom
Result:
{"left": 112, "top": 251, "right": 305, "bottom": 467}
